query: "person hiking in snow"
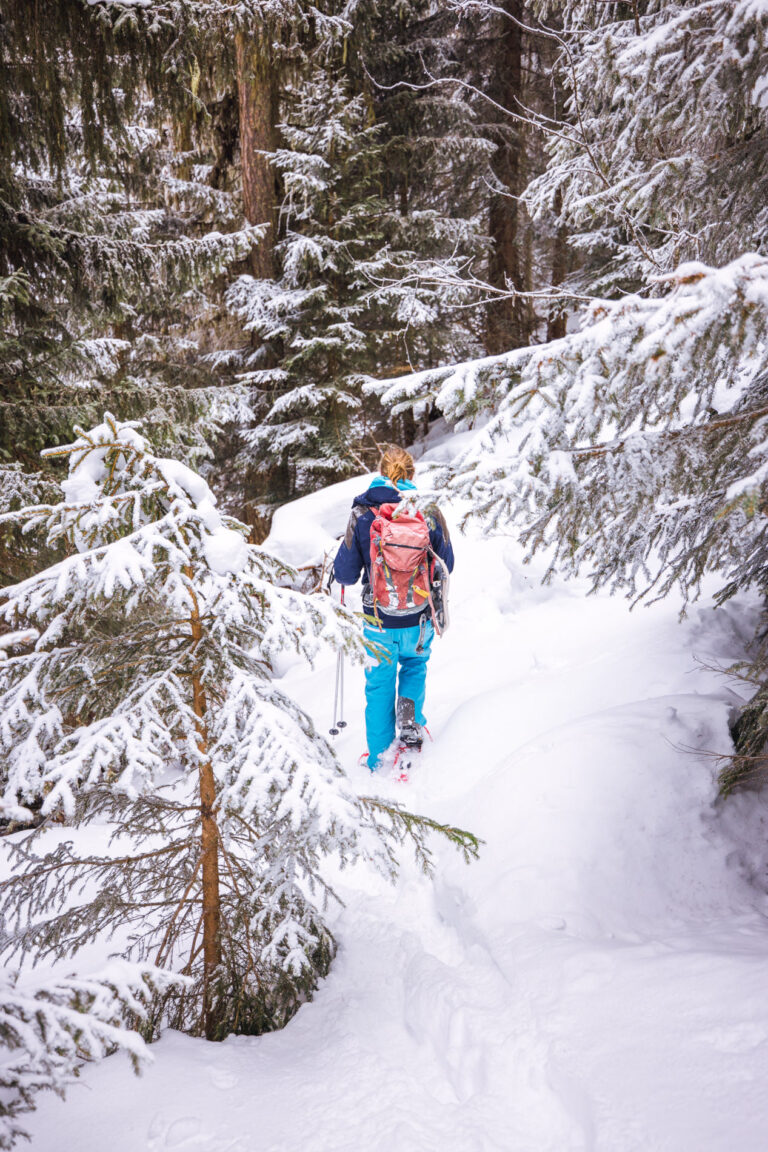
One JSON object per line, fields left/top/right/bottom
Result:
{"left": 334, "top": 445, "right": 454, "bottom": 770}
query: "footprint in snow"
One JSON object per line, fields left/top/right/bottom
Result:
{"left": 147, "top": 1115, "right": 202, "bottom": 1149}
{"left": 148, "top": 1113, "right": 252, "bottom": 1152}
{"left": 207, "top": 1065, "right": 240, "bottom": 1090}
{"left": 695, "top": 1021, "right": 768, "bottom": 1053}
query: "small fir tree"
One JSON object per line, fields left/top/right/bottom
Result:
{"left": 0, "top": 415, "right": 479, "bottom": 1042}
{"left": 226, "top": 61, "right": 486, "bottom": 507}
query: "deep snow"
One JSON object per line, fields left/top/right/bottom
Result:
{"left": 17, "top": 431, "right": 768, "bottom": 1152}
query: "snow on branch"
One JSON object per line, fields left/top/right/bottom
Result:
{"left": 0, "top": 962, "right": 183, "bottom": 1149}
{"left": 377, "top": 254, "right": 768, "bottom": 603}
{"left": 522, "top": 0, "right": 768, "bottom": 294}
{"left": 0, "top": 413, "right": 368, "bottom": 814}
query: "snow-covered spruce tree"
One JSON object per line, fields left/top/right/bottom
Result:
{"left": 346, "top": 0, "right": 493, "bottom": 360}
{"left": 225, "top": 78, "right": 483, "bottom": 505}
{"left": 0, "top": 416, "right": 479, "bottom": 1040}
{"left": 525, "top": 0, "right": 768, "bottom": 297}
{"left": 431, "top": 0, "right": 569, "bottom": 350}
{"left": 0, "top": 0, "right": 264, "bottom": 477}
{"left": 225, "top": 72, "right": 384, "bottom": 502}
{"left": 0, "top": 963, "right": 181, "bottom": 1150}
{"left": 224, "top": 3, "right": 489, "bottom": 509}
{"left": 375, "top": 256, "right": 768, "bottom": 605}
{"left": 370, "top": 1, "right": 768, "bottom": 788}
{"left": 0, "top": 469, "right": 63, "bottom": 589}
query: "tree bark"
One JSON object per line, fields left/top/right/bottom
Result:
{"left": 485, "top": 0, "right": 534, "bottom": 355}
{"left": 235, "top": 28, "right": 278, "bottom": 279}
{"left": 187, "top": 576, "right": 222, "bottom": 1041}
{"left": 547, "top": 186, "right": 569, "bottom": 342}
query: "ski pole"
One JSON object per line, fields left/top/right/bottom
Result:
{"left": 337, "top": 587, "right": 347, "bottom": 730}
{"left": 329, "top": 652, "right": 342, "bottom": 736}
{"left": 329, "top": 587, "right": 347, "bottom": 736}
{"left": 338, "top": 661, "right": 346, "bottom": 731}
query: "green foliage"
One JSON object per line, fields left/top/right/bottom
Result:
{"left": 0, "top": 0, "right": 265, "bottom": 501}
{"left": 0, "top": 466, "right": 62, "bottom": 587}
{"left": 360, "top": 796, "right": 483, "bottom": 874}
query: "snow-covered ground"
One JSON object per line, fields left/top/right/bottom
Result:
{"left": 20, "top": 432, "right": 768, "bottom": 1152}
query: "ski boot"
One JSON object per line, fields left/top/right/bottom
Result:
{"left": 396, "top": 696, "right": 423, "bottom": 750}
{"left": 394, "top": 696, "right": 423, "bottom": 779}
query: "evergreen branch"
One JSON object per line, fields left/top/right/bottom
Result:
{"left": 360, "top": 796, "right": 482, "bottom": 872}
{"left": 154, "top": 854, "right": 204, "bottom": 969}
{"left": 565, "top": 404, "right": 768, "bottom": 461}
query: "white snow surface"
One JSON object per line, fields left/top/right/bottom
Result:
{"left": 17, "top": 429, "right": 768, "bottom": 1151}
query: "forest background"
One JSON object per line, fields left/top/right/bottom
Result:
{"left": 0, "top": 0, "right": 569, "bottom": 561}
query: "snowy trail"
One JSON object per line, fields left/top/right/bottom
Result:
{"left": 22, "top": 451, "right": 768, "bottom": 1152}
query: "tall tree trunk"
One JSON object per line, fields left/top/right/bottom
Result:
{"left": 187, "top": 576, "right": 222, "bottom": 1041}
{"left": 235, "top": 28, "right": 278, "bottom": 279}
{"left": 485, "top": 0, "right": 534, "bottom": 355}
{"left": 547, "top": 186, "right": 569, "bottom": 341}
{"left": 235, "top": 26, "right": 282, "bottom": 517}
{"left": 174, "top": 112, "right": 193, "bottom": 184}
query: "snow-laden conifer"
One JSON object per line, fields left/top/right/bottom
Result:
{"left": 373, "top": 255, "right": 768, "bottom": 604}
{"left": 226, "top": 43, "right": 486, "bottom": 505}
{"left": 0, "top": 415, "right": 478, "bottom": 1041}
{"left": 0, "top": 6, "right": 263, "bottom": 473}
{"left": 527, "top": 0, "right": 768, "bottom": 296}
{"left": 1, "top": 0, "right": 276, "bottom": 542}
{"left": 371, "top": 252, "right": 768, "bottom": 788}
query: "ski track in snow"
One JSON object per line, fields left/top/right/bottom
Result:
{"left": 19, "top": 441, "right": 768, "bottom": 1152}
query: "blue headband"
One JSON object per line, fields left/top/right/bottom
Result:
{"left": 370, "top": 473, "right": 417, "bottom": 492}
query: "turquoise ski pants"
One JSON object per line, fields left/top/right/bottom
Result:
{"left": 363, "top": 620, "right": 434, "bottom": 769}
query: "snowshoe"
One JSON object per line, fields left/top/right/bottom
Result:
{"left": 393, "top": 741, "right": 419, "bottom": 781}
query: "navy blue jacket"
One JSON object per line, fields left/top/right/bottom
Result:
{"left": 334, "top": 483, "right": 455, "bottom": 628}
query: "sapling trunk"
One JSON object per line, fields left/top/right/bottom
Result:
{"left": 187, "top": 574, "right": 222, "bottom": 1040}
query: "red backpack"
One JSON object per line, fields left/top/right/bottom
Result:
{"left": 369, "top": 502, "right": 437, "bottom": 626}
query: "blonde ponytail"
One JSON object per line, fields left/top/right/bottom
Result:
{"left": 379, "top": 445, "right": 415, "bottom": 486}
